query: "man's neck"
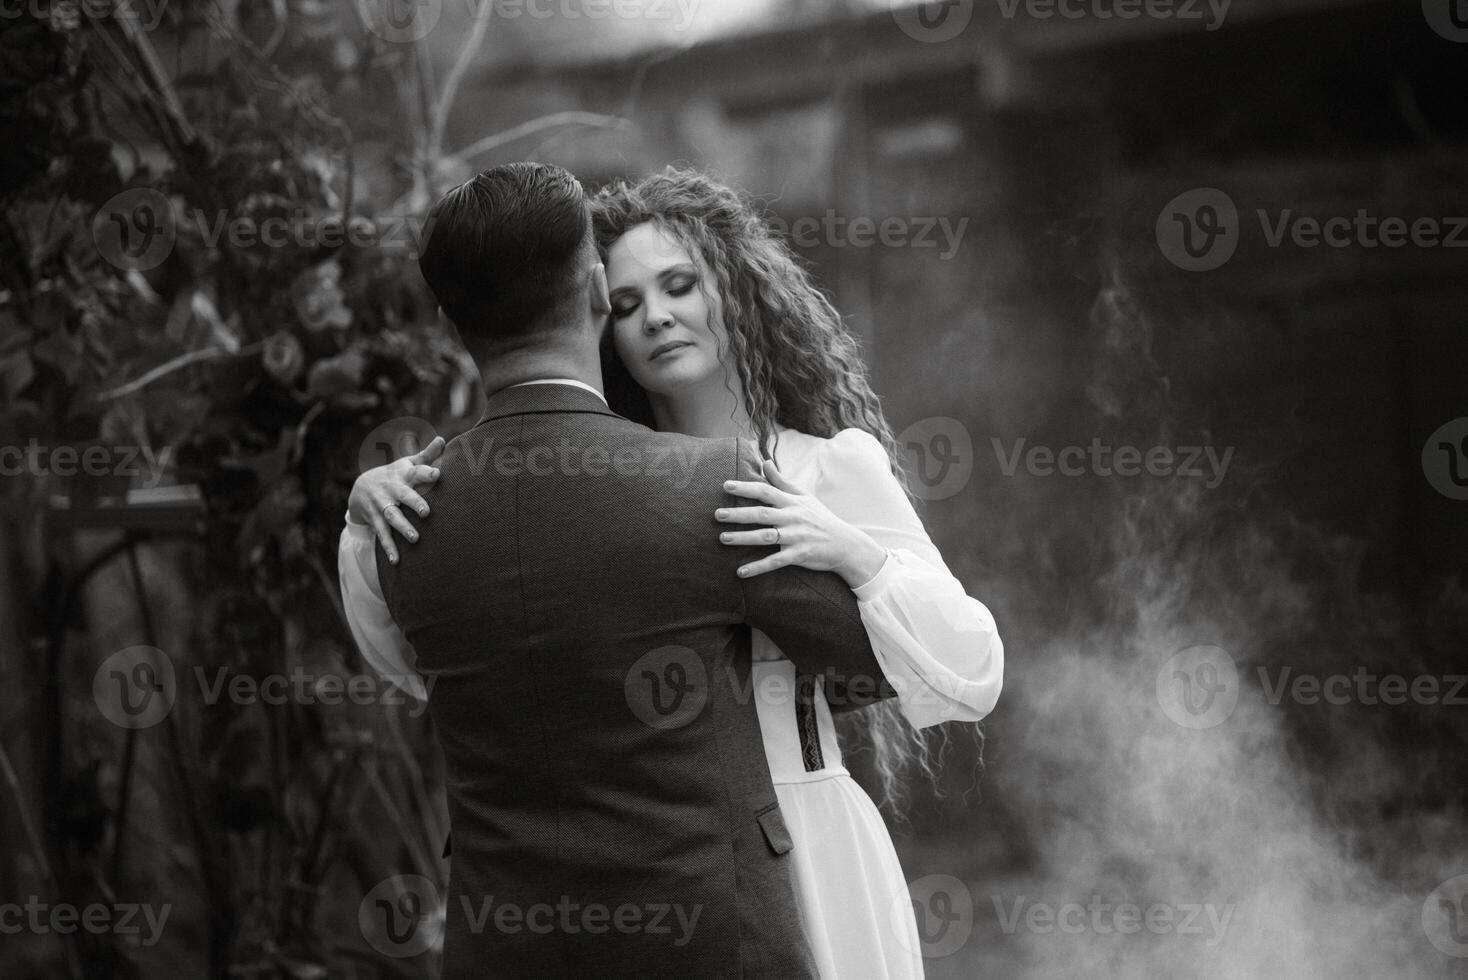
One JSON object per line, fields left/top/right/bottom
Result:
{"left": 478, "top": 346, "right": 605, "bottom": 400}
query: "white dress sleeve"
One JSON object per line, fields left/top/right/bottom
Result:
{"left": 812, "top": 428, "right": 1003, "bottom": 729}
{"left": 337, "top": 513, "right": 429, "bottom": 701}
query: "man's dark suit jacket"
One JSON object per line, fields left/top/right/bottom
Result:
{"left": 377, "top": 382, "right": 892, "bottom": 979}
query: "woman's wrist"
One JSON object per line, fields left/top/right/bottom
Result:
{"left": 836, "top": 531, "right": 889, "bottom": 589}
{"left": 347, "top": 482, "right": 370, "bottom": 525}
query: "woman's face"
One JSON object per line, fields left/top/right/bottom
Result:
{"left": 605, "top": 222, "right": 729, "bottom": 396}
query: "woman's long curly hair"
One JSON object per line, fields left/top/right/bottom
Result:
{"left": 590, "top": 166, "right": 967, "bottom": 814}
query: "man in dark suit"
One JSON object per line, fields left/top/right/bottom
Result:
{"left": 377, "top": 162, "right": 891, "bottom": 978}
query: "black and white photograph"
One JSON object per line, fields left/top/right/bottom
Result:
{"left": 1, "top": 0, "right": 1466, "bottom": 977}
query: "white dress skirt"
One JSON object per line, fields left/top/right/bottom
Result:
{"left": 750, "top": 643, "right": 925, "bottom": 978}
{"left": 339, "top": 424, "right": 1005, "bottom": 980}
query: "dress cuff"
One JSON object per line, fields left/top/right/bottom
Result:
{"left": 851, "top": 550, "right": 900, "bottom": 601}
{"left": 344, "top": 509, "right": 370, "bottom": 531}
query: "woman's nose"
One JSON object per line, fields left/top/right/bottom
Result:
{"left": 642, "top": 305, "right": 674, "bottom": 333}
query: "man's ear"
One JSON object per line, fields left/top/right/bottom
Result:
{"left": 588, "top": 262, "right": 611, "bottom": 317}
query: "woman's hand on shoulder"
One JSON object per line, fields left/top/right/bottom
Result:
{"left": 348, "top": 436, "right": 444, "bottom": 563}
{"left": 716, "top": 457, "right": 887, "bottom": 588}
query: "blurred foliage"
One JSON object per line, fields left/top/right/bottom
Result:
{"left": 0, "top": 3, "right": 485, "bottom": 977}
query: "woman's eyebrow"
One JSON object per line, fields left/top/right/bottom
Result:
{"left": 608, "top": 262, "right": 696, "bottom": 295}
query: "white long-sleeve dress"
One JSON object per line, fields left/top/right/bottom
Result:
{"left": 337, "top": 425, "right": 1004, "bottom": 979}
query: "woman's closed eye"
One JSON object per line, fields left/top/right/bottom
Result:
{"left": 610, "top": 274, "right": 698, "bottom": 321}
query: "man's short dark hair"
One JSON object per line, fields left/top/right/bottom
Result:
{"left": 418, "top": 163, "right": 592, "bottom": 353}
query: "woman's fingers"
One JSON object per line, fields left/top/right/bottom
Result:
{"left": 737, "top": 551, "right": 797, "bottom": 578}
{"left": 760, "top": 458, "right": 804, "bottom": 494}
{"left": 714, "top": 505, "right": 789, "bottom": 525}
{"left": 408, "top": 435, "right": 446, "bottom": 465}
{"left": 721, "top": 479, "right": 786, "bottom": 504}
{"left": 379, "top": 496, "right": 421, "bottom": 543}
{"left": 404, "top": 463, "right": 441, "bottom": 490}
{"left": 719, "top": 528, "right": 783, "bottom": 547}
{"left": 370, "top": 512, "right": 399, "bottom": 564}
{"left": 392, "top": 485, "right": 431, "bottom": 520}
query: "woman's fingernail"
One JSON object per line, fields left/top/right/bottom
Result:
{"left": 419, "top": 507, "right": 429, "bottom": 517}
{"left": 720, "top": 533, "right": 731, "bottom": 542}
{"left": 389, "top": 553, "right": 398, "bottom": 564}
{"left": 723, "top": 481, "right": 735, "bottom": 489}
{"left": 408, "top": 532, "right": 418, "bottom": 542}
{"left": 715, "top": 509, "right": 727, "bottom": 519}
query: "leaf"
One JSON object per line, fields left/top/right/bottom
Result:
{"left": 192, "top": 290, "right": 241, "bottom": 353}
{"left": 278, "top": 959, "right": 328, "bottom": 980}
{"left": 141, "top": 388, "right": 210, "bottom": 445}
{"left": 219, "top": 428, "right": 297, "bottom": 486}
{"left": 304, "top": 348, "right": 366, "bottom": 400}
{"left": 0, "top": 350, "right": 35, "bottom": 400}
{"left": 29, "top": 320, "right": 83, "bottom": 386}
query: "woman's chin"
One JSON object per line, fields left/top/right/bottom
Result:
{"left": 639, "top": 364, "right": 714, "bottom": 393}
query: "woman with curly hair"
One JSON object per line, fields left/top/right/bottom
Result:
{"left": 339, "top": 167, "right": 1003, "bottom": 978}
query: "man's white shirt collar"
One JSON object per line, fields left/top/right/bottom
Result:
{"left": 507, "top": 378, "right": 608, "bottom": 407}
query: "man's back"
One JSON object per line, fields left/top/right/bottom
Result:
{"left": 379, "top": 383, "right": 886, "bottom": 978}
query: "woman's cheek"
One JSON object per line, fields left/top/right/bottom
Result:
{"left": 612, "top": 323, "right": 651, "bottom": 384}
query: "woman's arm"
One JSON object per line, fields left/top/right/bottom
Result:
{"left": 718, "top": 428, "right": 1003, "bottom": 728}
{"left": 338, "top": 437, "right": 445, "bottom": 700}
{"left": 338, "top": 519, "right": 431, "bottom": 701}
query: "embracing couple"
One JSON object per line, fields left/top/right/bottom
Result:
{"left": 337, "top": 162, "right": 1003, "bottom": 978}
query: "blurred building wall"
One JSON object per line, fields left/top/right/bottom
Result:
{"left": 438, "top": 0, "right": 1467, "bottom": 612}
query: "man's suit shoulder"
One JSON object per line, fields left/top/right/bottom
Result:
{"left": 591, "top": 422, "right": 759, "bottom": 493}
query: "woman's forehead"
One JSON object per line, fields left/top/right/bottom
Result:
{"left": 608, "top": 221, "right": 698, "bottom": 277}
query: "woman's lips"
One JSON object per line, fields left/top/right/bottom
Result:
{"left": 650, "top": 341, "right": 691, "bottom": 361}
